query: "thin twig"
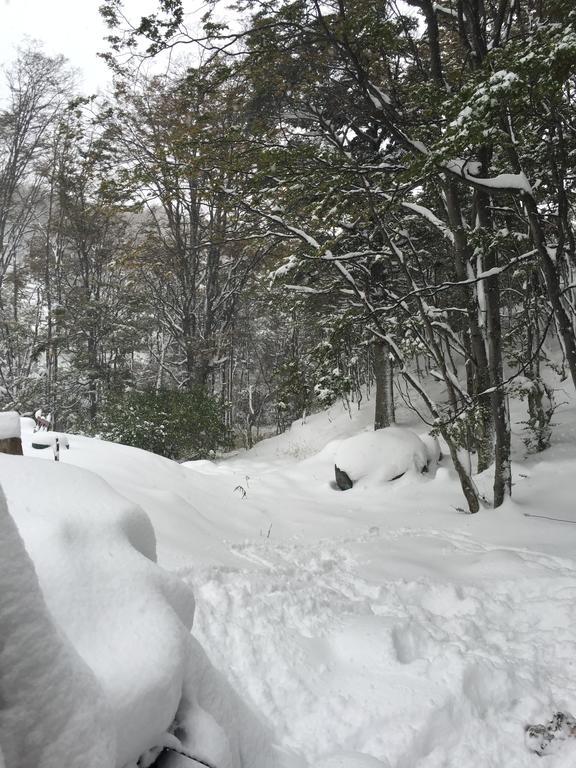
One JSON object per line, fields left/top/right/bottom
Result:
{"left": 523, "top": 512, "right": 576, "bottom": 525}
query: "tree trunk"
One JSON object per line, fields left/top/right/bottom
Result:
{"left": 0, "top": 437, "right": 23, "bottom": 456}
{"left": 444, "top": 180, "right": 494, "bottom": 470}
{"left": 523, "top": 192, "right": 576, "bottom": 389}
{"left": 373, "top": 341, "right": 394, "bottom": 429}
{"left": 439, "top": 426, "right": 481, "bottom": 514}
{"left": 476, "top": 180, "right": 511, "bottom": 506}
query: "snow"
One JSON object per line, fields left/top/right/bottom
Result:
{"left": 0, "top": 411, "right": 20, "bottom": 440}
{"left": 366, "top": 82, "right": 392, "bottom": 109}
{"left": 4, "top": 382, "right": 576, "bottom": 766}
{"left": 419, "top": 432, "right": 442, "bottom": 464}
{"left": 1, "top": 456, "right": 190, "bottom": 766}
{"left": 316, "top": 755, "right": 389, "bottom": 767}
{"left": 0, "top": 484, "right": 114, "bottom": 768}
{"left": 444, "top": 159, "right": 534, "bottom": 195}
{"left": 433, "top": 3, "right": 460, "bottom": 18}
{"left": 30, "top": 432, "right": 68, "bottom": 447}
{"left": 0, "top": 454, "right": 283, "bottom": 768}
{"left": 334, "top": 426, "right": 429, "bottom": 486}
{"left": 401, "top": 202, "right": 455, "bottom": 243}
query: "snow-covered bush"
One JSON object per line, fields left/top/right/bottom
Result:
{"left": 96, "top": 388, "right": 231, "bottom": 460}
{"left": 334, "top": 427, "right": 429, "bottom": 489}
{"left": 274, "top": 358, "right": 313, "bottom": 431}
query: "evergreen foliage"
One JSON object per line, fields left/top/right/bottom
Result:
{"left": 96, "top": 389, "right": 231, "bottom": 460}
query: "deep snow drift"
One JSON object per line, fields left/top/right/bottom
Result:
{"left": 0, "top": 447, "right": 284, "bottom": 768}
{"left": 3, "top": 388, "right": 576, "bottom": 766}
{"left": 0, "top": 484, "right": 114, "bottom": 768}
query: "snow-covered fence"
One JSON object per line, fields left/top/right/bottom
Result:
{"left": 0, "top": 411, "right": 22, "bottom": 456}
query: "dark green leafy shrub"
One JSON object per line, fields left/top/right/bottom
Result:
{"left": 96, "top": 388, "right": 231, "bottom": 460}
{"left": 273, "top": 358, "right": 312, "bottom": 431}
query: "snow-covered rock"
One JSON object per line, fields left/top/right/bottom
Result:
{"left": 334, "top": 427, "right": 428, "bottom": 489}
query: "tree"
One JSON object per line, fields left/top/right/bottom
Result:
{"left": 103, "top": 62, "right": 266, "bottom": 396}
{"left": 0, "top": 47, "right": 75, "bottom": 412}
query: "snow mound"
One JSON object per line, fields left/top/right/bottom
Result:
{"left": 0, "top": 484, "right": 114, "bottom": 768}
{"left": 334, "top": 427, "right": 428, "bottom": 488}
{"left": 235, "top": 396, "right": 375, "bottom": 462}
{"left": 419, "top": 432, "right": 441, "bottom": 465}
{"left": 0, "top": 456, "right": 283, "bottom": 768}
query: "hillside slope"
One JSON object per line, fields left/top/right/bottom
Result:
{"left": 5, "top": 390, "right": 576, "bottom": 766}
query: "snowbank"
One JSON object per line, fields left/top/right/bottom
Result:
{"left": 0, "top": 484, "right": 114, "bottom": 768}
{"left": 8, "top": 387, "right": 576, "bottom": 767}
{"left": 334, "top": 427, "right": 428, "bottom": 487}
{"left": 0, "top": 456, "right": 284, "bottom": 768}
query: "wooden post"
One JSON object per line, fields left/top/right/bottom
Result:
{"left": 0, "top": 412, "right": 23, "bottom": 456}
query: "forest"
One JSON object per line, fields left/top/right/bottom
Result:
{"left": 1, "top": 0, "right": 575, "bottom": 518}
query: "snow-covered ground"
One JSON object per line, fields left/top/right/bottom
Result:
{"left": 3, "top": 388, "right": 576, "bottom": 767}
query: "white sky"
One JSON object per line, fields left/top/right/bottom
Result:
{"left": 0, "top": 0, "right": 167, "bottom": 95}
{"left": 1, "top": 0, "right": 109, "bottom": 92}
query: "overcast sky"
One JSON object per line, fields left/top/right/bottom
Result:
{"left": 0, "top": 0, "right": 171, "bottom": 95}
{"left": 0, "top": 0, "right": 110, "bottom": 92}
